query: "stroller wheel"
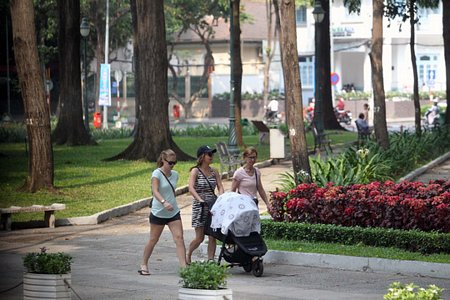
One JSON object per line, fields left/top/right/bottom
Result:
{"left": 252, "top": 259, "right": 264, "bottom": 277}
{"left": 243, "top": 263, "right": 252, "bottom": 273}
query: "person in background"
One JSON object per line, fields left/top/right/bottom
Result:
{"left": 265, "top": 98, "right": 279, "bottom": 121}
{"left": 186, "top": 145, "right": 224, "bottom": 264}
{"left": 336, "top": 97, "right": 345, "bottom": 112}
{"left": 363, "top": 103, "right": 370, "bottom": 122}
{"left": 139, "top": 149, "right": 186, "bottom": 275}
{"left": 355, "top": 113, "right": 370, "bottom": 134}
{"left": 425, "top": 100, "right": 440, "bottom": 126}
{"left": 231, "top": 147, "right": 271, "bottom": 211}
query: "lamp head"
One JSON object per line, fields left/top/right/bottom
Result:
{"left": 80, "top": 18, "right": 90, "bottom": 38}
{"left": 312, "top": 0, "right": 325, "bottom": 24}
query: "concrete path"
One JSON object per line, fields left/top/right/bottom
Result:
{"left": 0, "top": 154, "right": 449, "bottom": 299}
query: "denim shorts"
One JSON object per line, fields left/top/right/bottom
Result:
{"left": 149, "top": 212, "right": 181, "bottom": 225}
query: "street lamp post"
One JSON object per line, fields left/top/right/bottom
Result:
{"left": 228, "top": 0, "right": 239, "bottom": 157}
{"left": 80, "top": 18, "right": 90, "bottom": 133}
{"left": 312, "top": 0, "right": 325, "bottom": 136}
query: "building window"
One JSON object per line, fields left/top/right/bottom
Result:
{"left": 299, "top": 56, "right": 313, "bottom": 87}
{"left": 418, "top": 54, "right": 438, "bottom": 88}
{"left": 296, "top": 6, "right": 307, "bottom": 26}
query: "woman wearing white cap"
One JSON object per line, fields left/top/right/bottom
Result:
{"left": 186, "top": 145, "right": 224, "bottom": 264}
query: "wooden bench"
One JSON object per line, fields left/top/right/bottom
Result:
{"left": 311, "top": 125, "right": 333, "bottom": 153}
{"left": 251, "top": 120, "right": 270, "bottom": 144}
{"left": 0, "top": 203, "right": 66, "bottom": 231}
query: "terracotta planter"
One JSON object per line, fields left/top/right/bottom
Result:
{"left": 23, "top": 272, "right": 71, "bottom": 299}
{"left": 178, "top": 287, "right": 232, "bottom": 300}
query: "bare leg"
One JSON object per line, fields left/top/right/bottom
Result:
{"left": 207, "top": 236, "right": 216, "bottom": 260}
{"left": 186, "top": 227, "right": 205, "bottom": 264}
{"left": 141, "top": 223, "right": 165, "bottom": 273}
{"left": 167, "top": 219, "right": 187, "bottom": 267}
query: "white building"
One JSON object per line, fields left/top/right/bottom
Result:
{"left": 294, "top": 0, "right": 443, "bottom": 102}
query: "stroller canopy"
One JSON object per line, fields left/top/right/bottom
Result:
{"left": 210, "top": 192, "right": 261, "bottom": 237}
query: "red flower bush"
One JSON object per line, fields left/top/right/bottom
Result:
{"left": 269, "top": 180, "right": 450, "bottom": 232}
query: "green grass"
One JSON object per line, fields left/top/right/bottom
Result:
{"left": 266, "top": 238, "right": 450, "bottom": 264}
{"left": 0, "top": 130, "right": 355, "bottom": 221}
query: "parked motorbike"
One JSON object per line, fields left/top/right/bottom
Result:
{"left": 334, "top": 108, "right": 352, "bottom": 125}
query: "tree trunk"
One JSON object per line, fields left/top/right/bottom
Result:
{"left": 369, "top": 0, "right": 389, "bottom": 149}
{"left": 53, "top": 0, "right": 95, "bottom": 146}
{"left": 409, "top": 0, "right": 421, "bottom": 135}
{"left": 262, "top": 0, "right": 277, "bottom": 108}
{"left": 321, "top": 0, "right": 343, "bottom": 130}
{"left": 279, "top": 0, "right": 310, "bottom": 182}
{"left": 10, "top": 0, "right": 54, "bottom": 192}
{"left": 232, "top": 0, "right": 244, "bottom": 147}
{"left": 109, "top": 0, "right": 191, "bottom": 161}
{"left": 443, "top": 0, "right": 450, "bottom": 125}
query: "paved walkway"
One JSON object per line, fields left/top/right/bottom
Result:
{"left": 0, "top": 154, "right": 449, "bottom": 299}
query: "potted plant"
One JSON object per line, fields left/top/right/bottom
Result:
{"left": 23, "top": 247, "right": 72, "bottom": 299}
{"left": 179, "top": 260, "right": 232, "bottom": 300}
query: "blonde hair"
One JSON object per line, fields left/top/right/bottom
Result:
{"left": 156, "top": 149, "right": 176, "bottom": 167}
{"left": 242, "top": 147, "right": 257, "bottom": 158}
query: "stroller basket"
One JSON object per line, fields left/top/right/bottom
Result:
{"left": 218, "top": 231, "right": 268, "bottom": 277}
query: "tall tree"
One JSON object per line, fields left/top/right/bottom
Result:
{"left": 279, "top": 0, "right": 311, "bottom": 182}
{"left": 83, "top": 0, "right": 131, "bottom": 113}
{"left": 109, "top": 0, "right": 190, "bottom": 161}
{"left": 385, "top": 0, "right": 440, "bottom": 135}
{"left": 262, "top": 0, "right": 279, "bottom": 107}
{"left": 320, "top": 0, "right": 343, "bottom": 130}
{"left": 443, "top": 0, "right": 450, "bottom": 125}
{"left": 52, "top": 0, "right": 95, "bottom": 145}
{"left": 165, "top": 0, "right": 228, "bottom": 119}
{"left": 10, "top": 0, "right": 54, "bottom": 191}
{"left": 408, "top": 0, "right": 421, "bottom": 134}
{"left": 369, "top": 0, "right": 389, "bottom": 149}
{"left": 231, "top": 0, "right": 244, "bottom": 147}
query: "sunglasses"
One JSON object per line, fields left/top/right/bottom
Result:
{"left": 247, "top": 156, "right": 257, "bottom": 160}
{"left": 164, "top": 159, "right": 177, "bottom": 166}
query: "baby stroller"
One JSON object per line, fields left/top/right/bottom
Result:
{"left": 209, "top": 192, "right": 268, "bottom": 277}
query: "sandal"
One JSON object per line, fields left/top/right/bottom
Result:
{"left": 138, "top": 265, "right": 151, "bottom": 276}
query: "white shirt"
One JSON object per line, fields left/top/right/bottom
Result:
{"left": 267, "top": 99, "right": 279, "bottom": 112}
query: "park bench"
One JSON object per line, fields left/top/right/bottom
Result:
{"left": 251, "top": 120, "right": 270, "bottom": 144}
{"left": 312, "top": 124, "right": 333, "bottom": 153}
{"left": 0, "top": 203, "right": 66, "bottom": 231}
{"left": 215, "top": 142, "right": 242, "bottom": 179}
{"left": 355, "top": 120, "right": 371, "bottom": 146}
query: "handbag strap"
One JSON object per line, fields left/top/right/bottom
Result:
{"left": 158, "top": 169, "right": 176, "bottom": 197}
{"left": 196, "top": 167, "right": 217, "bottom": 197}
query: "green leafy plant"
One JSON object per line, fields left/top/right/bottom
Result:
{"left": 179, "top": 261, "right": 229, "bottom": 290}
{"left": 23, "top": 247, "right": 72, "bottom": 274}
{"left": 384, "top": 282, "right": 443, "bottom": 300}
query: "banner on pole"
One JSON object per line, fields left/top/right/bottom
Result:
{"left": 99, "top": 64, "right": 111, "bottom": 106}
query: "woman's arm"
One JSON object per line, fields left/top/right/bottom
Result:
{"left": 188, "top": 168, "right": 204, "bottom": 202}
{"left": 230, "top": 178, "right": 239, "bottom": 192}
{"left": 257, "top": 172, "right": 271, "bottom": 210}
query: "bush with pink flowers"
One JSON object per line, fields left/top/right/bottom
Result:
{"left": 270, "top": 180, "right": 450, "bottom": 233}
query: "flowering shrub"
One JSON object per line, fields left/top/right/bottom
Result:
{"left": 270, "top": 180, "right": 450, "bottom": 233}
{"left": 384, "top": 282, "right": 443, "bottom": 300}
